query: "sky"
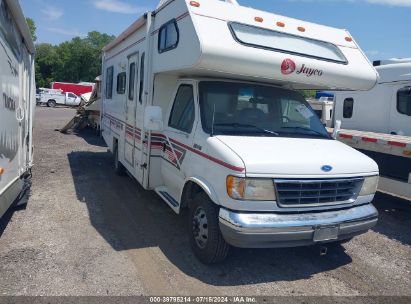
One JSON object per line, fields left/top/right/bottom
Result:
{"left": 19, "top": 0, "right": 411, "bottom": 61}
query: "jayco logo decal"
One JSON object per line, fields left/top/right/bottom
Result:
{"left": 281, "top": 59, "right": 296, "bottom": 75}
{"left": 281, "top": 59, "right": 323, "bottom": 77}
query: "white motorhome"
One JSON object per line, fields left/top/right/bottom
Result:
{"left": 101, "top": 0, "right": 380, "bottom": 263}
{"left": 334, "top": 59, "right": 411, "bottom": 136}
{"left": 333, "top": 59, "right": 411, "bottom": 199}
{"left": 0, "top": 0, "right": 35, "bottom": 218}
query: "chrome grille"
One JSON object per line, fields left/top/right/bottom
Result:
{"left": 274, "top": 178, "right": 364, "bottom": 207}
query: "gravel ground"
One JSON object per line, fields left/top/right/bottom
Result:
{"left": 0, "top": 107, "right": 410, "bottom": 297}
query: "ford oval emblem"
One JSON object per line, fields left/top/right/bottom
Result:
{"left": 321, "top": 165, "right": 333, "bottom": 172}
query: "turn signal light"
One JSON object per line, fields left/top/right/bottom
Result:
{"left": 0, "top": 168, "right": 4, "bottom": 175}
{"left": 345, "top": 36, "right": 353, "bottom": 42}
{"left": 298, "top": 26, "right": 306, "bottom": 32}
{"left": 255, "top": 17, "right": 263, "bottom": 22}
{"left": 190, "top": 1, "right": 200, "bottom": 7}
{"left": 276, "top": 21, "right": 285, "bottom": 27}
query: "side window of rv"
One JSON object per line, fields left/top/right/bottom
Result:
{"left": 168, "top": 85, "right": 195, "bottom": 133}
{"left": 158, "top": 19, "right": 179, "bottom": 53}
{"left": 139, "top": 53, "right": 145, "bottom": 103}
{"left": 105, "top": 66, "right": 114, "bottom": 99}
{"left": 128, "top": 62, "right": 136, "bottom": 100}
{"left": 343, "top": 98, "right": 354, "bottom": 118}
{"left": 397, "top": 87, "right": 411, "bottom": 116}
{"left": 116, "top": 72, "right": 126, "bottom": 94}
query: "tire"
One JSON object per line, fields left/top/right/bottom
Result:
{"left": 189, "top": 192, "right": 230, "bottom": 264}
{"left": 113, "top": 145, "right": 126, "bottom": 175}
{"left": 47, "top": 100, "right": 56, "bottom": 107}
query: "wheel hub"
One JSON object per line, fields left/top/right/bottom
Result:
{"left": 192, "top": 207, "right": 208, "bottom": 249}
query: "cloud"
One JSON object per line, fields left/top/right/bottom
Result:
{"left": 43, "top": 27, "right": 85, "bottom": 37}
{"left": 92, "top": 0, "right": 146, "bottom": 14}
{"left": 366, "top": 0, "right": 411, "bottom": 6}
{"left": 41, "top": 6, "right": 64, "bottom": 20}
{"left": 286, "top": 0, "right": 411, "bottom": 6}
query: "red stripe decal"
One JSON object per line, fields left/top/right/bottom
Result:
{"left": 362, "top": 137, "right": 378, "bottom": 143}
{"left": 339, "top": 133, "right": 353, "bottom": 139}
{"left": 388, "top": 141, "right": 407, "bottom": 148}
{"left": 169, "top": 138, "right": 244, "bottom": 172}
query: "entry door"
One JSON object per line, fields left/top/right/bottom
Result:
{"left": 124, "top": 53, "right": 139, "bottom": 169}
{"left": 161, "top": 82, "right": 197, "bottom": 201}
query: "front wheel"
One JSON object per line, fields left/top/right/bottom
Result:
{"left": 189, "top": 192, "right": 230, "bottom": 264}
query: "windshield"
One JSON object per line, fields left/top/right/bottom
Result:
{"left": 199, "top": 81, "right": 330, "bottom": 139}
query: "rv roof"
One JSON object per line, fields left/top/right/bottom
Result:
{"left": 376, "top": 61, "right": 411, "bottom": 84}
{"left": 4, "top": 0, "right": 35, "bottom": 54}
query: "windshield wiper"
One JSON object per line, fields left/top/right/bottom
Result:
{"left": 214, "top": 123, "right": 279, "bottom": 136}
{"left": 280, "top": 126, "right": 330, "bottom": 138}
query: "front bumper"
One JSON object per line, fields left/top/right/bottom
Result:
{"left": 219, "top": 204, "right": 378, "bottom": 248}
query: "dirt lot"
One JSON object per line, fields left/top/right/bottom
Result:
{"left": 0, "top": 107, "right": 410, "bottom": 296}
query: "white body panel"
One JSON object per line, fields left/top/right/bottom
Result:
{"left": 0, "top": 0, "right": 35, "bottom": 218}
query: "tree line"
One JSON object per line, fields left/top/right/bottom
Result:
{"left": 26, "top": 18, "right": 115, "bottom": 88}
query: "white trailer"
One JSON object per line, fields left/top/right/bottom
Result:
{"left": 333, "top": 59, "right": 411, "bottom": 200}
{"left": 38, "top": 91, "right": 81, "bottom": 107}
{"left": 101, "top": 0, "right": 379, "bottom": 263}
{"left": 0, "top": 0, "right": 35, "bottom": 218}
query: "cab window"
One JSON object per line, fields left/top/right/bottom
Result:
{"left": 168, "top": 85, "right": 195, "bottom": 133}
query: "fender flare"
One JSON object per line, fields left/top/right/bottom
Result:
{"left": 181, "top": 176, "right": 220, "bottom": 206}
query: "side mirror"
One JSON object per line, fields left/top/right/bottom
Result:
{"left": 144, "top": 106, "right": 163, "bottom": 131}
{"left": 332, "top": 120, "right": 341, "bottom": 139}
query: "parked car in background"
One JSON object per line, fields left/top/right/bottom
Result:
{"left": 332, "top": 59, "right": 411, "bottom": 199}
{"left": 38, "top": 91, "right": 81, "bottom": 107}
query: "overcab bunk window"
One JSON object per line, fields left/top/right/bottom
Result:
{"left": 158, "top": 19, "right": 179, "bottom": 53}
{"left": 397, "top": 87, "right": 411, "bottom": 116}
{"left": 116, "top": 72, "right": 126, "bottom": 94}
{"left": 105, "top": 66, "right": 114, "bottom": 99}
{"left": 229, "top": 22, "right": 347, "bottom": 64}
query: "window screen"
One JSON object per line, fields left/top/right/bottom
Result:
{"left": 128, "top": 62, "right": 136, "bottom": 100}
{"left": 139, "top": 53, "right": 145, "bottom": 103}
{"left": 343, "top": 98, "right": 354, "bottom": 118}
{"left": 397, "top": 87, "right": 411, "bottom": 116}
{"left": 158, "top": 19, "right": 179, "bottom": 53}
{"left": 229, "top": 22, "right": 347, "bottom": 64}
{"left": 168, "top": 85, "right": 195, "bottom": 133}
{"left": 117, "top": 72, "right": 126, "bottom": 94}
{"left": 105, "top": 66, "right": 113, "bottom": 99}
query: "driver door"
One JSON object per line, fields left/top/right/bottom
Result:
{"left": 161, "top": 81, "right": 197, "bottom": 203}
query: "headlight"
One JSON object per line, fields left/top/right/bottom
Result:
{"left": 359, "top": 175, "right": 379, "bottom": 196}
{"left": 226, "top": 176, "right": 276, "bottom": 201}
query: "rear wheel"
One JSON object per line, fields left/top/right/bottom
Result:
{"left": 189, "top": 192, "right": 230, "bottom": 264}
{"left": 47, "top": 100, "right": 56, "bottom": 107}
{"left": 113, "top": 145, "right": 126, "bottom": 175}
